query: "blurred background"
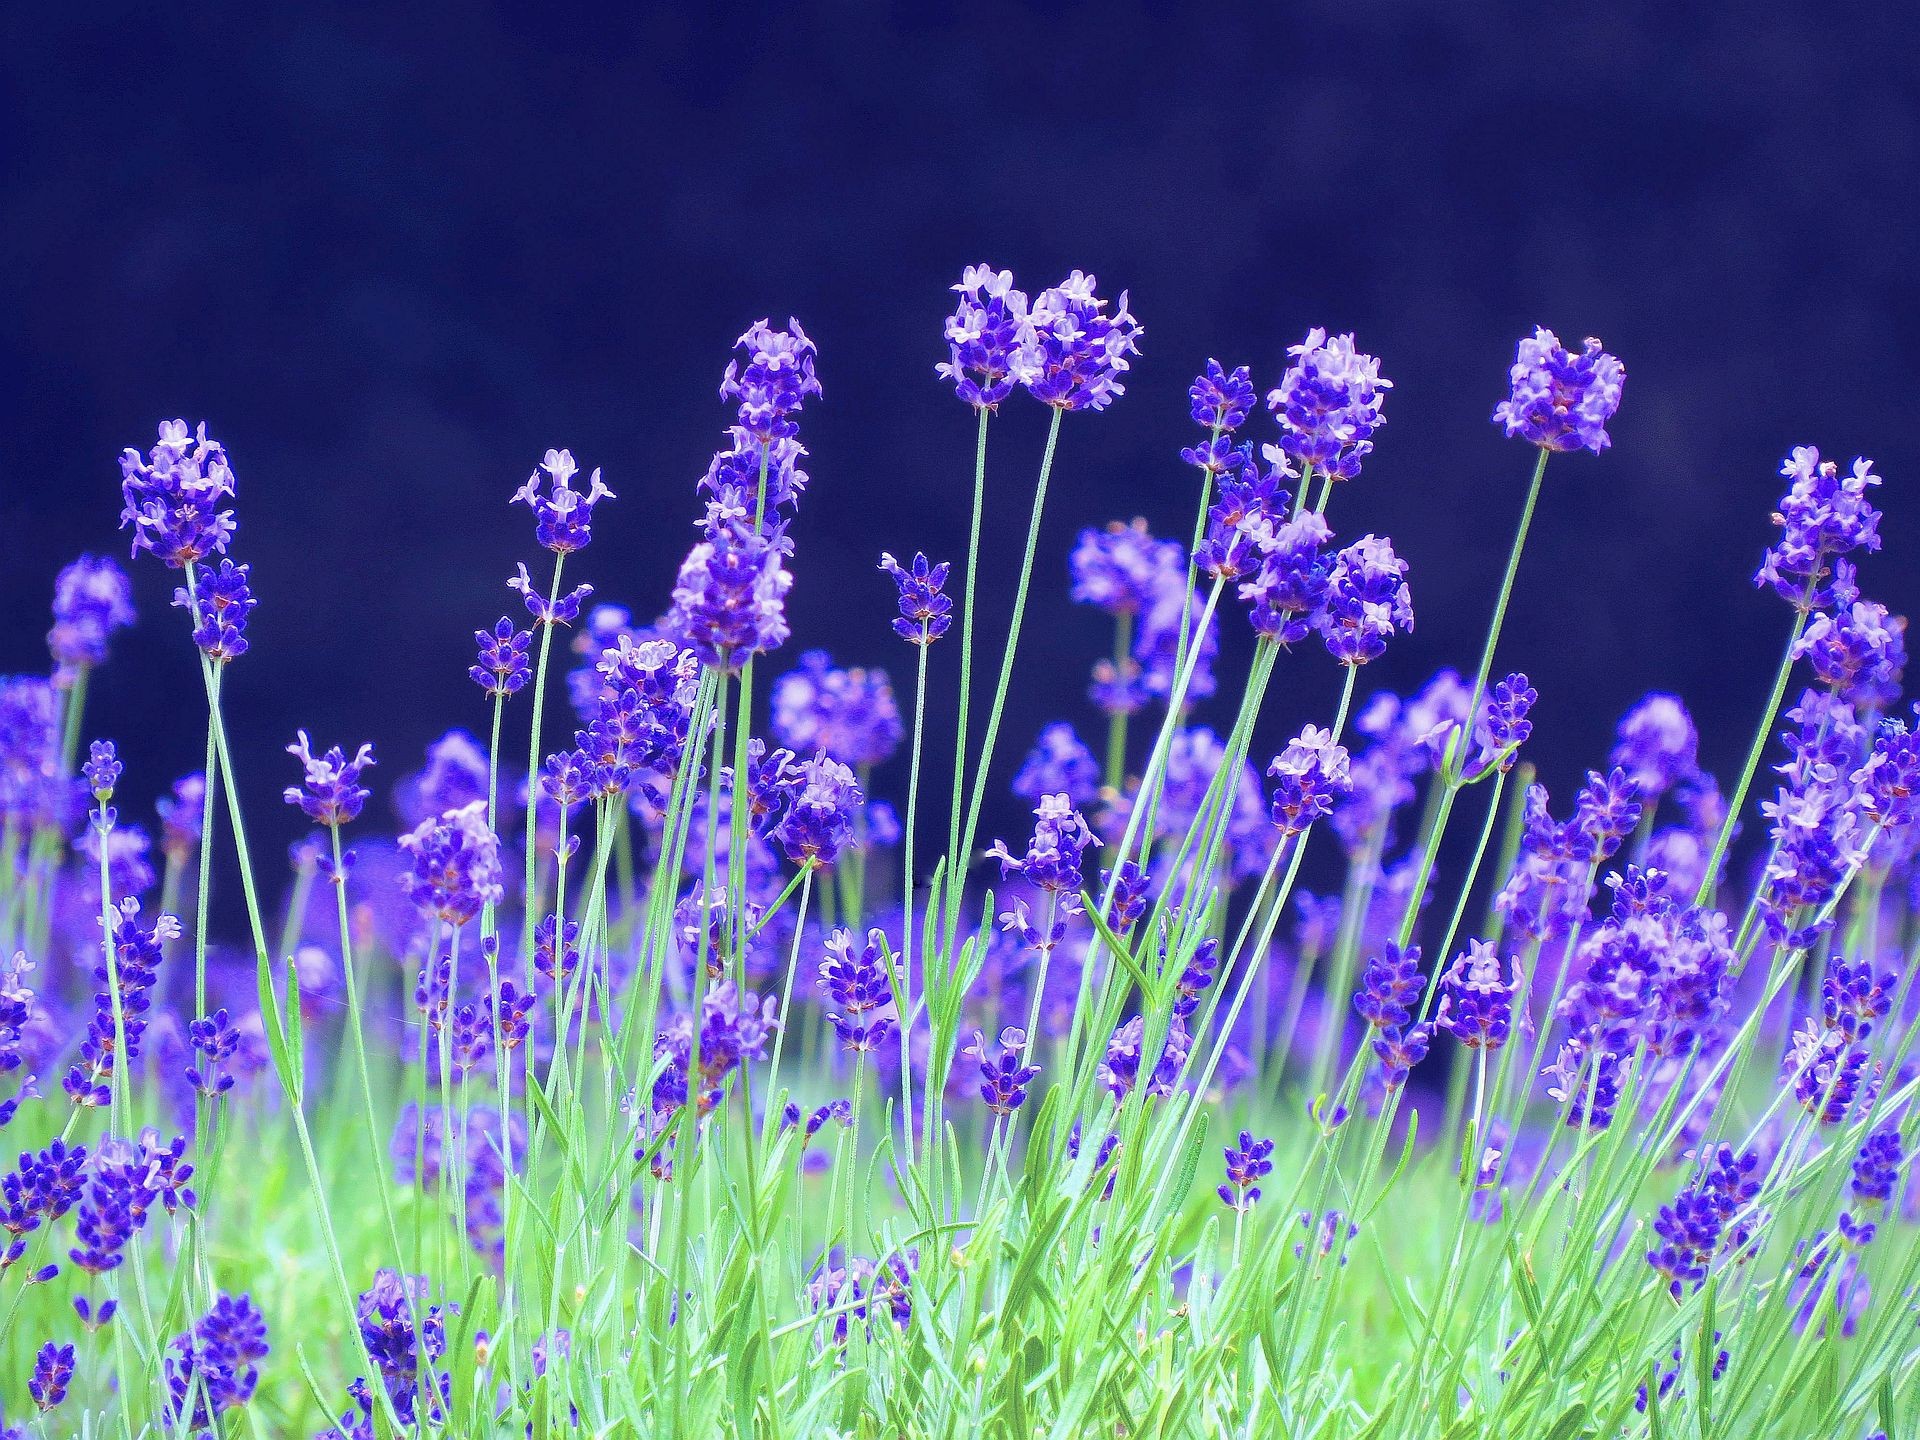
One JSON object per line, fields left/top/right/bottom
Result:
{"left": 3, "top": 1, "right": 1916, "bottom": 896}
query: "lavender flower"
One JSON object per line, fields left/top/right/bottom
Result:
{"left": 470, "top": 618, "right": 532, "bottom": 698}
{"left": 1013, "top": 723, "right": 1100, "bottom": 807}
{"left": 669, "top": 520, "right": 792, "bottom": 667}
{"left": 1241, "top": 511, "right": 1333, "bottom": 645}
{"left": 284, "top": 732, "right": 376, "bottom": 828}
{"left": 878, "top": 551, "right": 952, "bottom": 643}
{"left": 819, "top": 927, "right": 894, "bottom": 1053}
{"left": 1102, "top": 860, "right": 1151, "bottom": 932}
{"left": 770, "top": 651, "right": 901, "bottom": 767}
{"left": 965, "top": 1027, "right": 1039, "bottom": 1115}
{"left": 1013, "top": 271, "right": 1141, "bottom": 412}
{"left": 83, "top": 739, "right": 121, "bottom": 799}
{"left": 1371, "top": 1022, "right": 1431, "bottom": 1089}
{"left": 1354, "top": 943, "right": 1422, "bottom": 1032}
{"left": 185, "top": 1009, "right": 241, "bottom": 1096}
{"left": 1070, "top": 519, "right": 1182, "bottom": 617}
{"left": 1755, "top": 448, "right": 1883, "bottom": 607}
{"left": 1267, "top": 725, "right": 1351, "bottom": 835}
{"left": 28, "top": 1341, "right": 73, "bottom": 1411}
{"left": 48, "top": 555, "right": 135, "bottom": 683}
{"left": 1317, "top": 534, "right": 1413, "bottom": 665}
{"left": 397, "top": 801, "right": 505, "bottom": 926}
{"left": 1465, "top": 672, "right": 1537, "bottom": 779}
{"left": 1795, "top": 598, "right": 1906, "bottom": 706}
{"left": 1186, "top": 360, "right": 1257, "bottom": 450}
{"left": 1099, "top": 1014, "right": 1190, "bottom": 1101}
{"left": 354, "top": 1269, "right": 451, "bottom": 1425}
{"left": 1609, "top": 693, "right": 1699, "bottom": 798}
{"left": 986, "top": 794, "right": 1098, "bottom": 895}
{"left": 937, "top": 265, "right": 1028, "bottom": 410}
{"left": 513, "top": 448, "right": 613, "bottom": 553}
{"left": 118, "top": 421, "right": 237, "bottom": 568}
{"left": 64, "top": 899, "right": 175, "bottom": 1107}
{"left": 774, "top": 753, "right": 863, "bottom": 867}
{"left": 1267, "top": 329, "right": 1391, "bottom": 481}
{"left": 1491, "top": 329, "right": 1624, "bottom": 454}
{"left": 723, "top": 319, "right": 822, "bottom": 442}
{"left": 1218, "top": 1131, "right": 1274, "bottom": 1211}
{"left": 173, "top": 558, "right": 256, "bottom": 662}
{"left": 1646, "top": 1146, "right": 1760, "bottom": 1296}
{"left": 1436, "top": 941, "right": 1516, "bottom": 1051}
{"left": 164, "top": 1293, "right": 269, "bottom": 1429}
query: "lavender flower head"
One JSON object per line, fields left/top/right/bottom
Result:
{"left": 987, "top": 794, "right": 1098, "bottom": 896}
{"left": 29, "top": 1340, "right": 74, "bottom": 1411}
{"left": 397, "top": 801, "right": 504, "bottom": 926}
{"left": 83, "top": 739, "right": 122, "bottom": 799}
{"left": 1318, "top": 534, "right": 1413, "bottom": 665}
{"left": 1012, "top": 271, "right": 1141, "bottom": 412}
{"left": 173, "top": 558, "right": 256, "bottom": 662}
{"left": 118, "top": 420, "right": 237, "bottom": 568}
{"left": 1465, "top": 672, "right": 1537, "bottom": 780}
{"left": 1795, "top": 598, "right": 1906, "bottom": 706}
{"left": 1491, "top": 328, "right": 1624, "bottom": 454}
{"left": 470, "top": 617, "right": 533, "bottom": 698}
{"left": 48, "top": 556, "right": 135, "bottom": 684}
{"left": 819, "top": 927, "right": 895, "bottom": 1054}
{"left": 1267, "top": 725, "right": 1351, "bottom": 835}
{"left": 1267, "top": 328, "right": 1391, "bottom": 481}
{"left": 1070, "top": 519, "right": 1182, "bottom": 617}
{"left": 1013, "top": 723, "right": 1100, "bottom": 807}
{"left": 284, "top": 733, "right": 376, "bottom": 828}
{"left": 1756, "top": 447, "right": 1883, "bottom": 607}
{"left": 774, "top": 753, "right": 863, "bottom": 867}
{"left": 513, "top": 448, "right": 613, "bottom": 553}
{"left": 878, "top": 551, "right": 952, "bottom": 643}
{"left": 1218, "top": 1131, "right": 1274, "bottom": 1211}
{"left": 965, "top": 1027, "right": 1040, "bottom": 1116}
{"left": 770, "top": 651, "right": 902, "bottom": 767}
{"left": 1609, "top": 693, "right": 1699, "bottom": 798}
{"left": 723, "top": 318, "right": 822, "bottom": 442}
{"left": 937, "top": 265, "right": 1029, "bottom": 411}
{"left": 1183, "top": 360, "right": 1257, "bottom": 474}
{"left": 1436, "top": 940, "right": 1517, "bottom": 1051}
{"left": 669, "top": 519, "right": 792, "bottom": 668}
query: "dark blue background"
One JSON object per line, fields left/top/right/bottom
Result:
{"left": 3, "top": 2, "right": 1916, "bottom": 879}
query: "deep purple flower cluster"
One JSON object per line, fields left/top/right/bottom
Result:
{"left": 1755, "top": 448, "right": 1883, "bottom": 607}
{"left": 48, "top": 555, "right": 135, "bottom": 684}
{"left": 514, "top": 448, "right": 613, "bottom": 554}
{"left": 878, "top": 551, "right": 952, "bottom": 643}
{"left": 1013, "top": 723, "right": 1100, "bottom": 807}
{"left": 938, "top": 265, "right": 1028, "bottom": 411}
{"left": 1465, "top": 672, "right": 1538, "bottom": 780}
{"left": 987, "top": 794, "right": 1098, "bottom": 896}
{"left": 806, "top": 1250, "right": 916, "bottom": 1346}
{"left": 1267, "top": 725, "right": 1352, "bottom": 835}
{"left": 1756, "top": 693, "right": 1875, "bottom": 944}
{"left": 0, "top": 676, "right": 62, "bottom": 829}
{"left": 83, "top": 738, "right": 122, "bottom": 798}
{"left": 819, "top": 927, "right": 895, "bottom": 1053}
{"left": 1559, "top": 868, "right": 1733, "bottom": 1062}
{"left": 1218, "top": 1130, "right": 1275, "bottom": 1211}
{"left": 397, "top": 801, "right": 505, "bottom": 926}
{"left": 649, "top": 981, "right": 779, "bottom": 1121}
{"left": 1013, "top": 271, "right": 1142, "bottom": 412}
{"left": 118, "top": 421, "right": 237, "bottom": 568}
{"left": 1646, "top": 1145, "right": 1761, "bottom": 1295}
{"left": 507, "top": 561, "right": 593, "bottom": 629}
{"left": 1436, "top": 941, "right": 1516, "bottom": 1051}
{"left": 1609, "top": 693, "right": 1699, "bottom": 798}
{"left": 724, "top": 319, "right": 823, "bottom": 442}
{"left": 1268, "top": 329, "right": 1391, "bottom": 481}
{"left": 965, "top": 1027, "right": 1040, "bottom": 1116}
{"left": 1184, "top": 360, "right": 1257, "bottom": 473}
{"left": 1498, "top": 771, "right": 1645, "bottom": 940}
{"left": 1, "top": 1140, "right": 88, "bottom": 1279}
{"left": 1850, "top": 1127, "right": 1904, "bottom": 1208}
{"left": 569, "top": 635, "right": 704, "bottom": 801}
{"left": 1102, "top": 860, "right": 1151, "bottom": 932}
{"left": 1317, "top": 534, "right": 1413, "bottom": 665}
{"left": 284, "top": 732, "right": 376, "bottom": 828}
{"left": 353, "top": 1269, "right": 451, "bottom": 1426}
{"left": 1795, "top": 597, "right": 1907, "bottom": 706}
{"left": 1070, "top": 519, "right": 1183, "bottom": 617}
{"left": 1098, "top": 1013, "right": 1190, "bottom": 1102}
{"left": 185, "top": 1008, "right": 241, "bottom": 1096}
{"left": 1491, "top": 329, "right": 1624, "bottom": 454}
{"left": 70, "top": 1133, "right": 191, "bottom": 1277}
{"left": 1242, "top": 511, "right": 1335, "bottom": 646}
{"left": 470, "top": 617, "right": 533, "bottom": 698}
{"left": 164, "top": 1292, "right": 269, "bottom": 1429}
{"left": 173, "top": 558, "right": 256, "bottom": 662}
{"left": 28, "top": 1340, "right": 74, "bottom": 1411}
{"left": 64, "top": 898, "right": 176, "bottom": 1107}
{"left": 771, "top": 650, "right": 902, "bottom": 768}
{"left": 773, "top": 753, "right": 863, "bottom": 867}
{"left": 669, "top": 521, "right": 793, "bottom": 667}
{"left": 1353, "top": 943, "right": 1423, "bottom": 1032}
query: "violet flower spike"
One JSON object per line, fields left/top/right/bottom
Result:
{"left": 284, "top": 732, "right": 376, "bottom": 828}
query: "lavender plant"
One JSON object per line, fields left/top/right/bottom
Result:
{"left": 0, "top": 280, "right": 1915, "bottom": 1440}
